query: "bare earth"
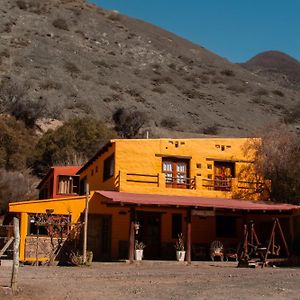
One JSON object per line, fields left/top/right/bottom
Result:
{"left": 1, "top": 262, "right": 300, "bottom": 300}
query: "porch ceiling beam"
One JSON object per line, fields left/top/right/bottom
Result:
{"left": 155, "top": 154, "right": 192, "bottom": 159}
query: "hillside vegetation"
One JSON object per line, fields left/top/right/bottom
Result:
{"left": 0, "top": 0, "right": 299, "bottom": 137}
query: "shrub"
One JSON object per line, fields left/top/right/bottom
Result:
{"left": 107, "top": 10, "right": 121, "bottom": 21}
{"left": 126, "top": 88, "right": 141, "bottom": 97}
{"left": 39, "top": 80, "right": 62, "bottom": 90}
{"left": 64, "top": 61, "right": 81, "bottom": 76}
{"left": 152, "top": 86, "right": 166, "bottom": 94}
{"left": 227, "top": 84, "right": 247, "bottom": 94}
{"left": 272, "top": 90, "right": 284, "bottom": 97}
{"left": 202, "top": 124, "right": 219, "bottom": 135}
{"left": 220, "top": 69, "right": 235, "bottom": 77}
{"left": 0, "top": 115, "right": 36, "bottom": 171}
{"left": 160, "top": 117, "right": 177, "bottom": 129}
{"left": 0, "top": 168, "right": 38, "bottom": 213}
{"left": 52, "top": 18, "right": 69, "bottom": 31}
{"left": 31, "top": 118, "right": 116, "bottom": 177}
{"left": 16, "top": 0, "right": 27, "bottom": 10}
{"left": 254, "top": 88, "right": 269, "bottom": 96}
{"left": 113, "top": 108, "right": 147, "bottom": 138}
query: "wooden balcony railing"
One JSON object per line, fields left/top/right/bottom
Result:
{"left": 165, "top": 176, "right": 196, "bottom": 189}
{"left": 202, "top": 177, "right": 232, "bottom": 191}
{"left": 126, "top": 173, "right": 160, "bottom": 186}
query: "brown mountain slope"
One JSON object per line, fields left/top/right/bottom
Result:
{"left": 0, "top": 0, "right": 299, "bottom": 136}
{"left": 241, "top": 51, "right": 300, "bottom": 91}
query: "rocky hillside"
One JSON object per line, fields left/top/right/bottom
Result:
{"left": 242, "top": 51, "right": 300, "bottom": 91}
{"left": 0, "top": 0, "right": 299, "bottom": 136}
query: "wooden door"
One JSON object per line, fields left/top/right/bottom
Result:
{"left": 87, "top": 214, "right": 112, "bottom": 261}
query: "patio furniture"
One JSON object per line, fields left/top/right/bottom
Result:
{"left": 209, "top": 240, "right": 224, "bottom": 261}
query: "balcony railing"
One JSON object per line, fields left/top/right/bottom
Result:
{"left": 124, "top": 173, "right": 196, "bottom": 189}
{"left": 202, "top": 177, "right": 232, "bottom": 191}
{"left": 126, "top": 173, "right": 160, "bottom": 186}
{"left": 165, "top": 176, "right": 196, "bottom": 189}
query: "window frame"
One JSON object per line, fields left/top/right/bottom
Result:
{"left": 103, "top": 154, "right": 115, "bottom": 182}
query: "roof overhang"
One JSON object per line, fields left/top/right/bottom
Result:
{"left": 96, "top": 191, "right": 299, "bottom": 212}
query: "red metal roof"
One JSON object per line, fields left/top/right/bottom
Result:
{"left": 96, "top": 191, "right": 299, "bottom": 211}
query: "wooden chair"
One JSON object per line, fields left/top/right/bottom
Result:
{"left": 210, "top": 240, "right": 224, "bottom": 261}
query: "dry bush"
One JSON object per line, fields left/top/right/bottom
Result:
{"left": 52, "top": 18, "right": 69, "bottom": 31}
{"left": 126, "top": 88, "right": 141, "bottom": 97}
{"left": 16, "top": 0, "right": 27, "bottom": 9}
{"left": 113, "top": 108, "right": 147, "bottom": 138}
{"left": 254, "top": 88, "right": 269, "bottom": 96}
{"left": 227, "top": 84, "right": 247, "bottom": 94}
{"left": 202, "top": 124, "right": 219, "bottom": 135}
{"left": 0, "top": 78, "right": 47, "bottom": 127}
{"left": 220, "top": 69, "right": 235, "bottom": 77}
{"left": 245, "top": 124, "right": 300, "bottom": 204}
{"left": 93, "top": 60, "right": 111, "bottom": 69}
{"left": 152, "top": 86, "right": 166, "bottom": 94}
{"left": 160, "top": 117, "right": 177, "bottom": 129}
{"left": 64, "top": 61, "right": 81, "bottom": 76}
{"left": 283, "top": 103, "right": 300, "bottom": 124}
{"left": 0, "top": 169, "right": 38, "bottom": 213}
{"left": 272, "top": 90, "right": 285, "bottom": 97}
{"left": 107, "top": 10, "right": 121, "bottom": 21}
{"left": 39, "top": 80, "right": 62, "bottom": 90}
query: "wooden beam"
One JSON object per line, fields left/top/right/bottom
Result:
{"left": 186, "top": 208, "right": 192, "bottom": 264}
{"left": 128, "top": 207, "right": 135, "bottom": 263}
{"left": 11, "top": 217, "right": 20, "bottom": 294}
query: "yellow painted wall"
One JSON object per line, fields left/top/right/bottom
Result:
{"left": 80, "top": 138, "right": 261, "bottom": 199}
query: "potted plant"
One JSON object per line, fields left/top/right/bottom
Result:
{"left": 135, "top": 240, "right": 146, "bottom": 261}
{"left": 174, "top": 233, "right": 185, "bottom": 261}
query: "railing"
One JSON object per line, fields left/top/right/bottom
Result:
{"left": 165, "top": 176, "right": 196, "bottom": 189}
{"left": 202, "top": 177, "right": 232, "bottom": 191}
{"left": 126, "top": 173, "right": 160, "bottom": 186}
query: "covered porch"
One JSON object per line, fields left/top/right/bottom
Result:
{"left": 95, "top": 191, "right": 299, "bottom": 263}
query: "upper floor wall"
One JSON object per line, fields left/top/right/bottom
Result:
{"left": 78, "top": 138, "right": 265, "bottom": 200}
{"left": 38, "top": 166, "right": 81, "bottom": 199}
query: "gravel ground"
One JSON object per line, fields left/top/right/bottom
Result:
{"left": 1, "top": 261, "right": 300, "bottom": 300}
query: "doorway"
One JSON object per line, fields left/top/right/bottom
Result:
{"left": 136, "top": 212, "right": 161, "bottom": 259}
{"left": 87, "top": 214, "right": 112, "bottom": 261}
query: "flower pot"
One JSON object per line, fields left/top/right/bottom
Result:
{"left": 176, "top": 250, "right": 186, "bottom": 262}
{"left": 135, "top": 249, "right": 143, "bottom": 261}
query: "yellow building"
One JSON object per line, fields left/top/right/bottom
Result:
{"left": 9, "top": 138, "right": 300, "bottom": 263}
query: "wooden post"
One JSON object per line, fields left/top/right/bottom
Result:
{"left": 11, "top": 217, "right": 20, "bottom": 294}
{"left": 83, "top": 183, "right": 89, "bottom": 264}
{"left": 128, "top": 207, "right": 135, "bottom": 263}
{"left": 186, "top": 208, "right": 192, "bottom": 264}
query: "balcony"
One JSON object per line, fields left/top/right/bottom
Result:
{"left": 202, "top": 177, "right": 232, "bottom": 191}
{"left": 122, "top": 172, "right": 196, "bottom": 190}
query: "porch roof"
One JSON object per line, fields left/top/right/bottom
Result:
{"left": 96, "top": 191, "right": 299, "bottom": 212}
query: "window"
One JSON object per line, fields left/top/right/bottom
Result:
{"left": 28, "top": 214, "right": 71, "bottom": 237}
{"left": 216, "top": 216, "right": 236, "bottom": 238}
{"left": 172, "top": 214, "right": 182, "bottom": 239}
{"left": 57, "top": 175, "right": 79, "bottom": 195}
{"left": 103, "top": 154, "right": 115, "bottom": 181}
{"left": 162, "top": 158, "right": 189, "bottom": 188}
{"left": 214, "top": 161, "right": 235, "bottom": 191}
{"left": 80, "top": 176, "right": 87, "bottom": 195}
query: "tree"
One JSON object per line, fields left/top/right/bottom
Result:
{"left": 113, "top": 107, "right": 147, "bottom": 138}
{"left": 245, "top": 125, "right": 300, "bottom": 204}
{"left": 31, "top": 118, "right": 116, "bottom": 177}
{"left": 0, "top": 168, "right": 38, "bottom": 213}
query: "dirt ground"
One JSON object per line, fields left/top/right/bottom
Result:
{"left": 1, "top": 261, "right": 300, "bottom": 300}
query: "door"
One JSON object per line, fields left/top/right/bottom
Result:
{"left": 136, "top": 212, "right": 161, "bottom": 259}
{"left": 163, "top": 159, "right": 189, "bottom": 188}
{"left": 87, "top": 214, "right": 112, "bottom": 261}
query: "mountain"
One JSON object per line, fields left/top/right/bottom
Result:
{"left": 0, "top": 0, "right": 299, "bottom": 136}
{"left": 241, "top": 51, "right": 300, "bottom": 91}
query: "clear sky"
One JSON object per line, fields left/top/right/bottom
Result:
{"left": 89, "top": 0, "right": 300, "bottom": 63}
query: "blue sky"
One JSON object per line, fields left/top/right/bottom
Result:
{"left": 90, "top": 0, "right": 300, "bottom": 63}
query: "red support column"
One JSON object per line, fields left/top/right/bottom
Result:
{"left": 128, "top": 207, "right": 135, "bottom": 263}
{"left": 186, "top": 207, "right": 192, "bottom": 264}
